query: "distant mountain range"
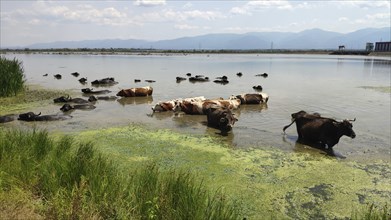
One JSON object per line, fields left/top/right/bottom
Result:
{"left": 18, "top": 27, "right": 391, "bottom": 50}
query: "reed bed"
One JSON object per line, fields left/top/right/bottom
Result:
{"left": 0, "top": 57, "right": 26, "bottom": 97}
{"left": 0, "top": 128, "right": 240, "bottom": 219}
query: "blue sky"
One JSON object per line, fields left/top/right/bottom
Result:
{"left": 1, "top": 0, "right": 390, "bottom": 47}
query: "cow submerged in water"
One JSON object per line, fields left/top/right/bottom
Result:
{"left": 18, "top": 112, "right": 72, "bottom": 121}
{"left": 151, "top": 96, "right": 206, "bottom": 112}
{"left": 206, "top": 107, "right": 238, "bottom": 134}
{"left": 179, "top": 97, "right": 241, "bottom": 115}
{"left": 283, "top": 110, "right": 356, "bottom": 148}
{"left": 116, "top": 86, "right": 153, "bottom": 97}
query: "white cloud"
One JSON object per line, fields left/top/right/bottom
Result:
{"left": 247, "top": 0, "right": 293, "bottom": 10}
{"left": 26, "top": 2, "right": 134, "bottom": 26}
{"left": 230, "top": 7, "right": 251, "bottom": 15}
{"left": 174, "top": 24, "right": 199, "bottom": 30}
{"left": 230, "top": 0, "right": 296, "bottom": 15}
{"left": 183, "top": 2, "right": 193, "bottom": 9}
{"left": 137, "top": 9, "right": 225, "bottom": 23}
{"left": 340, "top": 1, "right": 390, "bottom": 9}
{"left": 338, "top": 17, "right": 349, "bottom": 22}
{"left": 134, "top": 0, "right": 166, "bottom": 7}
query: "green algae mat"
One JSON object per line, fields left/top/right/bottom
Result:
{"left": 76, "top": 124, "right": 391, "bottom": 219}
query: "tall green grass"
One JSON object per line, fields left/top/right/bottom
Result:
{"left": 0, "top": 128, "right": 240, "bottom": 219}
{"left": 0, "top": 56, "right": 26, "bottom": 97}
{"left": 352, "top": 203, "right": 390, "bottom": 220}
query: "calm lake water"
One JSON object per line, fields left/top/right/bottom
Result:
{"left": 2, "top": 53, "right": 391, "bottom": 161}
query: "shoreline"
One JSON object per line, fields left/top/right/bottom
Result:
{"left": 2, "top": 49, "right": 390, "bottom": 59}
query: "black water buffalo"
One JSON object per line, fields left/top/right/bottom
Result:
{"left": 53, "top": 96, "right": 89, "bottom": 104}
{"left": 18, "top": 112, "right": 72, "bottom": 121}
{"left": 71, "top": 72, "right": 80, "bottom": 77}
{"left": 283, "top": 110, "right": 356, "bottom": 148}
{"left": 81, "top": 88, "right": 111, "bottom": 95}
{"left": 176, "top": 77, "right": 187, "bottom": 82}
{"left": 236, "top": 72, "right": 243, "bottom": 77}
{"left": 189, "top": 76, "right": 209, "bottom": 82}
{"left": 79, "top": 77, "right": 87, "bottom": 84}
{"left": 0, "top": 114, "right": 18, "bottom": 123}
{"left": 206, "top": 107, "right": 238, "bottom": 133}
{"left": 54, "top": 74, "right": 62, "bottom": 79}
{"left": 91, "top": 77, "right": 118, "bottom": 85}
{"left": 255, "top": 73, "right": 268, "bottom": 77}
{"left": 60, "top": 104, "right": 96, "bottom": 112}
{"left": 214, "top": 76, "right": 229, "bottom": 84}
{"left": 252, "top": 85, "right": 263, "bottom": 91}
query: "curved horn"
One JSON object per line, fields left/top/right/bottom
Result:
{"left": 348, "top": 118, "right": 356, "bottom": 122}
{"left": 38, "top": 112, "right": 42, "bottom": 116}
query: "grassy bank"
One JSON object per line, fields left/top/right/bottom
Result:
{"left": 1, "top": 124, "right": 390, "bottom": 219}
{"left": 0, "top": 128, "right": 240, "bottom": 219}
{"left": 0, "top": 85, "right": 69, "bottom": 115}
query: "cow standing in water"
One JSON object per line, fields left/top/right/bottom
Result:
{"left": 283, "top": 110, "right": 356, "bottom": 149}
{"left": 206, "top": 107, "right": 238, "bottom": 134}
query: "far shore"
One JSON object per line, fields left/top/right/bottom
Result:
{"left": 2, "top": 48, "right": 390, "bottom": 57}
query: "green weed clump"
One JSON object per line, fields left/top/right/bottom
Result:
{"left": 352, "top": 203, "right": 390, "bottom": 220}
{"left": 0, "top": 56, "right": 26, "bottom": 97}
{"left": 0, "top": 128, "right": 241, "bottom": 219}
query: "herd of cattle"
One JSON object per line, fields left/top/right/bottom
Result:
{"left": 0, "top": 72, "right": 356, "bottom": 150}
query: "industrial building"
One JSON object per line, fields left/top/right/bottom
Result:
{"left": 374, "top": 41, "right": 391, "bottom": 52}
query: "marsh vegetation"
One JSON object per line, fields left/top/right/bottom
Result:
{"left": 0, "top": 57, "right": 26, "bottom": 97}
{"left": 0, "top": 128, "right": 240, "bottom": 219}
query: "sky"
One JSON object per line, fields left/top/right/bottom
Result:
{"left": 1, "top": 0, "right": 390, "bottom": 47}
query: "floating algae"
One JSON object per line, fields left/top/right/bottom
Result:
{"left": 0, "top": 85, "right": 70, "bottom": 115}
{"left": 359, "top": 86, "right": 391, "bottom": 93}
{"left": 76, "top": 124, "right": 391, "bottom": 219}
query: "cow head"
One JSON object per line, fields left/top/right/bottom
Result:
{"left": 235, "top": 95, "right": 245, "bottom": 104}
{"left": 335, "top": 119, "right": 356, "bottom": 139}
{"left": 88, "top": 96, "right": 98, "bottom": 102}
{"left": 207, "top": 107, "right": 238, "bottom": 132}
{"left": 82, "top": 88, "right": 93, "bottom": 93}
{"left": 53, "top": 95, "right": 71, "bottom": 103}
{"left": 219, "top": 110, "right": 238, "bottom": 132}
{"left": 116, "top": 89, "right": 128, "bottom": 97}
{"left": 60, "top": 104, "right": 74, "bottom": 112}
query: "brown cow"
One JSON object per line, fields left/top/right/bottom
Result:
{"left": 206, "top": 107, "right": 238, "bottom": 133}
{"left": 179, "top": 98, "right": 241, "bottom": 115}
{"left": 116, "top": 86, "right": 153, "bottom": 97}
